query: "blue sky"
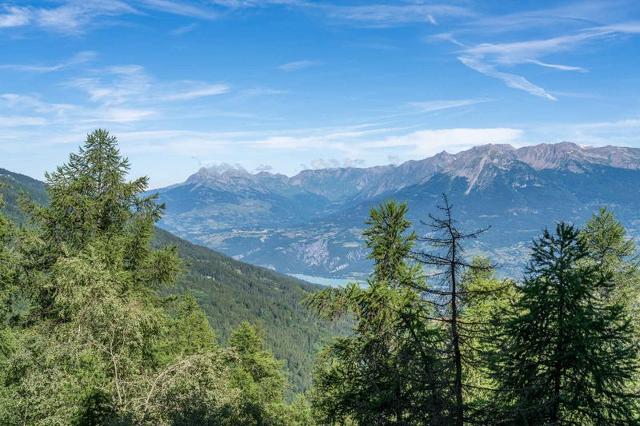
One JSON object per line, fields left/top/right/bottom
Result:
{"left": 1, "top": 0, "right": 640, "bottom": 187}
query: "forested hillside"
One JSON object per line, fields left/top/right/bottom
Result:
{"left": 0, "top": 157, "right": 345, "bottom": 394}
{"left": 0, "top": 168, "right": 48, "bottom": 223}
{"left": 154, "top": 229, "right": 346, "bottom": 392}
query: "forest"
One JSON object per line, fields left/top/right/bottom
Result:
{"left": 1, "top": 130, "right": 638, "bottom": 425}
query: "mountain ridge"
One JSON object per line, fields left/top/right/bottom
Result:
{"left": 185, "top": 142, "right": 640, "bottom": 200}
{"left": 152, "top": 142, "right": 640, "bottom": 280}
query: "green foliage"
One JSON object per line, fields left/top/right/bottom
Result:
{"left": 2, "top": 131, "right": 640, "bottom": 424}
{"left": 492, "top": 223, "right": 639, "bottom": 424}
{"left": 155, "top": 228, "right": 349, "bottom": 394}
{"left": 309, "top": 201, "right": 448, "bottom": 425}
{"left": 580, "top": 207, "right": 640, "bottom": 306}
{"left": 0, "top": 130, "right": 306, "bottom": 425}
{"left": 458, "top": 258, "right": 519, "bottom": 421}
{"left": 310, "top": 203, "right": 640, "bottom": 425}
{"left": 0, "top": 155, "right": 347, "bottom": 396}
{"left": 363, "top": 201, "right": 416, "bottom": 283}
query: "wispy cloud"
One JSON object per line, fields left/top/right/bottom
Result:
{"left": 34, "top": 1, "right": 136, "bottom": 34}
{"left": 0, "top": 93, "right": 75, "bottom": 115}
{"left": 527, "top": 115, "right": 640, "bottom": 148}
{"left": 278, "top": 60, "right": 319, "bottom": 72}
{"left": 92, "top": 108, "right": 156, "bottom": 123}
{"left": 0, "top": 6, "right": 30, "bottom": 28}
{"left": 526, "top": 60, "right": 586, "bottom": 72}
{"left": 160, "top": 83, "right": 230, "bottom": 101}
{"left": 210, "top": 0, "right": 304, "bottom": 8}
{"left": 363, "top": 127, "right": 524, "bottom": 157}
{"left": 317, "top": 3, "right": 473, "bottom": 27}
{"left": 170, "top": 23, "right": 198, "bottom": 36}
{"left": 0, "top": 51, "right": 96, "bottom": 73}
{"left": 0, "top": 0, "right": 219, "bottom": 34}
{"left": 444, "top": 22, "right": 640, "bottom": 100}
{"left": 66, "top": 65, "right": 230, "bottom": 106}
{"left": 0, "top": 64, "right": 231, "bottom": 128}
{"left": 136, "top": 0, "right": 218, "bottom": 19}
{"left": 0, "top": 115, "right": 48, "bottom": 127}
{"left": 458, "top": 56, "right": 557, "bottom": 101}
{"left": 408, "top": 98, "right": 490, "bottom": 113}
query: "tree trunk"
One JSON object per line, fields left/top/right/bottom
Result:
{"left": 451, "top": 245, "right": 464, "bottom": 426}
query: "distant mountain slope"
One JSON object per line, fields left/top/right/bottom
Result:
{"left": 0, "top": 168, "right": 48, "bottom": 223}
{"left": 152, "top": 142, "right": 640, "bottom": 278}
{"left": 0, "top": 167, "right": 343, "bottom": 393}
{"left": 155, "top": 165, "right": 334, "bottom": 244}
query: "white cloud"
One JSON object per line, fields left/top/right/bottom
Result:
{"left": 452, "top": 30, "right": 613, "bottom": 100}
{"left": 462, "top": 31, "right": 608, "bottom": 66}
{"left": 67, "top": 65, "right": 229, "bottom": 107}
{"left": 363, "top": 127, "right": 524, "bottom": 157}
{"left": 34, "top": 0, "right": 136, "bottom": 34}
{"left": 93, "top": 108, "right": 157, "bottom": 123}
{"left": 0, "top": 0, "right": 218, "bottom": 34}
{"left": 318, "top": 3, "right": 473, "bottom": 27}
{"left": 278, "top": 60, "right": 319, "bottom": 72}
{"left": 458, "top": 56, "right": 557, "bottom": 101}
{"left": 161, "top": 83, "right": 230, "bottom": 101}
{"left": 526, "top": 60, "right": 586, "bottom": 72}
{"left": 429, "top": 1, "right": 640, "bottom": 100}
{"left": 0, "top": 93, "right": 75, "bottom": 115}
{"left": 525, "top": 116, "right": 640, "bottom": 148}
{"left": 67, "top": 66, "right": 151, "bottom": 105}
{"left": 0, "top": 51, "right": 96, "bottom": 73}
{"left": 136, "top": 0, "right": 217, "bottom": 19}
{"left": 241, "top": 87, "right": 288, "bottom": 97}
{"left": 170, "top": 23, "right": 198, "bottom": 36}
{"left": 0, "top": 6, "right": 30, "bottom": 28}
{"left": 0, "top": 115, "right": 48, "bottom": 127}
{"left": 210, "top": 0, "right": 303, "bottom": 8}
{"left": 408, "top": 98, "right": 489, "bottom": 113}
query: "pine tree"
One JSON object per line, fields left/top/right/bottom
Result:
{"left": 494, "top": 223, "right": 639, "bottom": 424}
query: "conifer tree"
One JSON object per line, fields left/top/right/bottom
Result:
{"left": 0, "top": 130, "right": 302, "bottom": 425}
{"left": 457, "top": 258, "right": 519, "bottom": 421}
{"left": 580, "top": 207, "right": 639, "bottom": 305}
{"left": 228, "top": 322, "right": 291, "bottom": 425}
{"left": 412, "top": 194, "right": 493, "bottom": 426}
{"left": 308, "top": 201, "right": 446, "bottom": 424}
{"left": 493, "top": 223, "right": 639, "bottom": 424}
{"left": 0, "top": 193, "right": 14, "bottom": 323}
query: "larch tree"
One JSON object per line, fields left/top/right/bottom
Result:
{"left": 493, "top": 223, "right": 639, "bottom": 424}
{"left": 0, "top": 130, "right": 298, "bottom": 425}
{"left": 308, "top": 201, "right": 447, "bottom": 425}
{"left": 411, "top": 194, "right": 493, "bottom": 426}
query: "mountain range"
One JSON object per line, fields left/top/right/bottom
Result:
{"left": 152, "top": 142, "right": 640, "bottom": 280}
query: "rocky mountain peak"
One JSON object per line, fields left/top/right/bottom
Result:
{"left": 513, "top": 142, "right": 640, "bottom": 171}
